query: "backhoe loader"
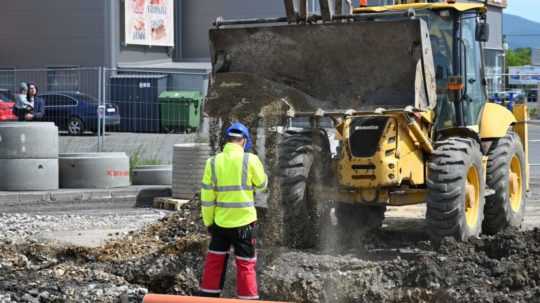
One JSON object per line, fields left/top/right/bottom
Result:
{"left": 206, "top": 0, "right": 529, "bottom": 247}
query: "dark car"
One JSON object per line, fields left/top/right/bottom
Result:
{"left": 40, "top": 92, "right": 120, "bottom": 135}
{"left": 0, "top": 89, "right": 14, "bottom": 102}
{"left": 528, "top": 89, "right": 538, "bottom": 103}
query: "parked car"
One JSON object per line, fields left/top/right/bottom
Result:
{"left": 0, "top": 89, "right": 17, "bottom": 121}
{"left": 40, "top": 92, "right": 120, "bottom": 135}
{"left": 0, "top": 89, "right": 14, "bottom": 102}
{"left": 528, "top": 89, "right": 538, "bottom": 103}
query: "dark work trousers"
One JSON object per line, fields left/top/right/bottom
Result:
{"left": 13, "top": 107, "right": 29, "bottom": 121}
{"left": 199, "top": 223, "right": 258, "bottom": 300}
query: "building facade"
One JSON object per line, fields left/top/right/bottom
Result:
{"left": 0, "top": 0, "right": 506, "bottom": 94}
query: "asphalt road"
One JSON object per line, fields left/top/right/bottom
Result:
{"left": 523, "top": 123, "right": 540, "bottom": 229}
{"left": 529, "top": 123, "right": 540, "bottom": 178}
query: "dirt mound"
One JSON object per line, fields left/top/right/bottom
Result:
{"left": 0, "top": 202, "right": 207, "bottom": 302}
{"left": 3, "top": 200, "right": 540, "bottom": 303}
{"left": 259, "top": 228, "right": 540, "bottom": 303}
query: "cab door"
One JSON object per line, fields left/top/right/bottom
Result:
{"left": 460, "top": 14, "right": 487, "bottom": 127}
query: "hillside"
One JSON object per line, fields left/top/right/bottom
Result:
{"left": 503, "top": 14, "right": 540, "bottom": 49}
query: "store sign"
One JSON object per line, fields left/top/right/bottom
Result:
{"left": 509, "top": 66, "right": 540, "bottom": 86}
{"left": 125, "top": 0, "right": 175, "bottom": 47}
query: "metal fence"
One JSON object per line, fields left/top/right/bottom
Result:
{"left": 0, "top": 68, "right": 537, "bottom": 163}
{"left": 0, "top": 67, "right": 102, "bottom": 135}
{"left": 97, "top": 68, "right": 209, "bottom": 163}
{"left": 0, "top": 67, "right": 210, "bottom": 163}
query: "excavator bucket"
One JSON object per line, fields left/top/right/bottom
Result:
{"left": 206, "top": 17, "right": 436, "bottom": 119}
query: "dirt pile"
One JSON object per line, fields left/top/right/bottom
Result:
{"left": 0, "top": 202, "right": 207, "bottom": 302}
{"left": 3, "top": 200, "right": 540, "bottom": 303}
{"left": 260, "top": 228, "right": 540, "bottom": 303}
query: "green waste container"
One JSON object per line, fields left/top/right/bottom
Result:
{"left": 159, "top": 91, "right": 202, "bottom": 133}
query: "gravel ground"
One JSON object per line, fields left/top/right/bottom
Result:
{"left": 0, "top": 203, "right": 205, "bottom": 303}
{"left": 0, "top": 209, "right": 169, "bottom": 245}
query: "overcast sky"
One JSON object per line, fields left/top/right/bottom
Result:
{"left": 505, "top": 0, "right": 540, "bottom": 23}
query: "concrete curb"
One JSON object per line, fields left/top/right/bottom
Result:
{"left": 0, "top": 186, "right": 171, "bottom": 213}
{"left": 529, "top": 120, "right": 540, "bottom": 125}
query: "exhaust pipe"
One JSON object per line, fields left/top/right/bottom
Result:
{"left": 142, "top": 294, "right": 289, "bottom": 303}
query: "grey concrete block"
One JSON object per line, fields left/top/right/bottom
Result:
{"left": 132, "top": 165, "right": 172, "bottom": 185}
{"left": 173, "top": 143, "right": 211, "bottom": 200}
{"left": 59, "top": 153, "right": 130, "bottom": 189}
{"left": 0, "top": 122, "right": 59, "bottom": 159}
{"left": 0, "top": 159, "right": 59, "bottom": 191}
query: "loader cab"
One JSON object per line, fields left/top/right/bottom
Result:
{"left": 415, "top": 8, "right": 488, "bottom": 130}
{"left": 353, "top": 3, "right": 489, "bottom": 130}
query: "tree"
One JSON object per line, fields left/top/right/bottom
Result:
{"left": 506, "top": 48, "right": 531, "bottom": 67}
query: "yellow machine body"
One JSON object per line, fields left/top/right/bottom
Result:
{"left": 479, "top": 102, "right": 529, "bottom": 190}
{"left": 208, "top": 0, "right": 530, "bottom": 211}
{"left": 334, "top": 111, "right": 432, "bottom": 206}
{"left": 332, "top": 101, "right": 529, "bottom": 206}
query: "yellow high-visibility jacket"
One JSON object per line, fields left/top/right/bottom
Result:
{"left": 201, "top": 143, "right": 268, "bottom": 228}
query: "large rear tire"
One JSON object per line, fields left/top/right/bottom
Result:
{"left": 426, "top": 137, "right": 485, "bottom": 242}
{"left": 280, "top": 129, "right": 332, "bottom": 249}
{"left": 483, "top": 131, "right": 526, "bottom": 234}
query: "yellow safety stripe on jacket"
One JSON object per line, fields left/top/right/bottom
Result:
{"left": 200, "top": 143, "right": 267, "bottom": 228}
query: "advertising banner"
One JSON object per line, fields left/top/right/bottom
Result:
{"left": 509, "top": 66, "right": 540, "bottom": 86}
{"left": 125, "top": 0, "right": 175, "bottom": 47}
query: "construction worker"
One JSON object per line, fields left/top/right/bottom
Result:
{"left": 198, "top": 122, "right": 268, "bottom": 300}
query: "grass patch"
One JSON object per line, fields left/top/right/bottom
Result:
{"left": 530, "top": 107, "right": 538, "bottom": 119}
{"left": 130, "top": 147, "right": 162, "bottom": 170}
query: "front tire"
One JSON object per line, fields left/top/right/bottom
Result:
{"left": 279, "top": 129, "right": 332, "bottom": 249}
{"left": 426, "top": 137, "right": 485, "bottom": 242}
{"left": 483, "top": 131, "right": 526, "bottom": 234}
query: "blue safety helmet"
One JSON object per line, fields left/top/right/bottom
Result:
{"left": 226, "top": 122, "right": 253, "bottom": 152}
